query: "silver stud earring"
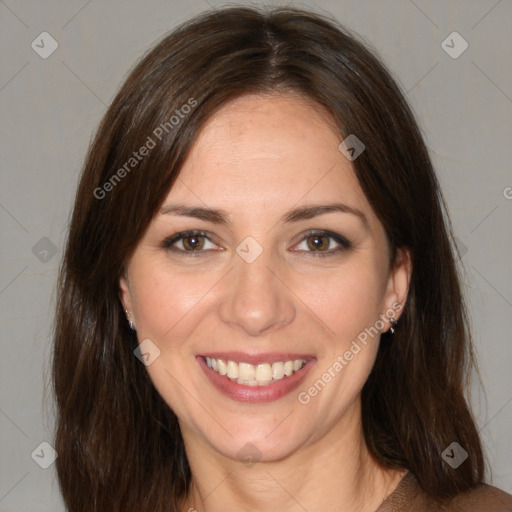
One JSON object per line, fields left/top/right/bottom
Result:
{"left": 389, "top": 318, "right": 396, "bottom": 334}
{"left": 125, "top": 309, "right": 135, "bottom": 331}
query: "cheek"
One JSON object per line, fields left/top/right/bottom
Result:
{"left": 303, "top": 259, "right": 387, "bottom": 345}
{"left": 130, "top": 262, "right": 216, "bottom": 342}
{"left": 130, "top": 250, "right": 388, "bottom": 353}
{"left": 128, "top": 263, "right": 218, "bottom": 420}
{"left": 293, "top": 264, "right": 385, "bottom": 424}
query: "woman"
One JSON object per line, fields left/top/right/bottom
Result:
{"left": 52, "top": 6, "right": 512, "bottom": 512}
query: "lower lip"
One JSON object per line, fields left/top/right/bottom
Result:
{"left": 197, "top": 356, "right": 316, "bottom": 403}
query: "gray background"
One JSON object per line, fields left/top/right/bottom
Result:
{"left": 1, "top": 0, "right": 511, "bottom": 510}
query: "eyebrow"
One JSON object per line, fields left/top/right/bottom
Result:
{"left": 160, "top": 202, "right": 368, "bottom": 227}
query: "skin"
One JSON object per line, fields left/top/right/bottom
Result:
{"left": 119, "top": 93, "right": 411, "bottom": 512}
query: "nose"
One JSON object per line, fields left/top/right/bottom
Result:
{"left": 217, "top": 248, "right": 296, "bottom": 337}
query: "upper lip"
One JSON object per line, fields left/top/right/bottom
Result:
{"left": 198, "top": 352, "right": 315, "bottom": 365}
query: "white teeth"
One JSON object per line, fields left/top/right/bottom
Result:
{"left": 272, "top": 362, "right": 285, "bottom": 380}
{"left": 255, "top": 363, "right": 272, "bottom": 381}
{"left": 205, "top": 357, "right": 307, "bottom": 385}
{"left": 237, "top": 379, "right": 258, "bottom": 386}
{"left": 239, "top": 362, "right": 255, "bottom": 381}
{"left": 227, "top": 360, "right": 239, "bottom": 379}
{"left": 217, "top": 359, "right": 227, "bottom": 375}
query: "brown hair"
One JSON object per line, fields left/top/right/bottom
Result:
{"left": 52, "top": 6, "right": 484, "bottom": 511}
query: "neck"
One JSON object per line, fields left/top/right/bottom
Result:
{"left": 178, "top": 401, "right": 405, "bottom": 512}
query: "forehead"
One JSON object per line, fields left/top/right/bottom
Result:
{"left": 165, "top": 93, "right": 371, "bottom": 219}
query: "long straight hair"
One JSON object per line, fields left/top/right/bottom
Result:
{"left": 52, "top": 6, "right": 484, "bottom": 511}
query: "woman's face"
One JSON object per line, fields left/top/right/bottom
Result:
{"left": 120, "top": 93, "right": 410, "bottom": 464}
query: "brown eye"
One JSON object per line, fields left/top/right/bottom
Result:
{"left": 182, "top": 235, "right": 205, "bottom": 251}
{"left": 306, "top": 234, "right": 330, "bottom": 251}
{"left": 293, "top": 230, "right": 351, "bottom": 258}
{"left": 163, "top": 230, "right": 219, "bottom": 255}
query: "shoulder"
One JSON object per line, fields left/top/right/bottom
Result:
{"left": 377, "top": 472, "right": 512, "bottom": 512}
{"left": 445, "top": 482, "right": 512, "bottom": 512}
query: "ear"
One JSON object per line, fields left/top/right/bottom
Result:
{"left": 383, "top": 247, "right": 412, "bottom": 324}
{"left": 119, "top": 270, "right": 133, "bottom": 314}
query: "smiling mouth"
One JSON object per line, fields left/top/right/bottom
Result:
{"left": 203, "top": 356, "right": 308, "bottom": 386}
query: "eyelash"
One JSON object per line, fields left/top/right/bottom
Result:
{"left": 161, "top": 229, "right": 351, "bottom": 258}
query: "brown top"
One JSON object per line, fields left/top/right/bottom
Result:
{"left": 376, "top": 471, "right": 512, "bottom": 512}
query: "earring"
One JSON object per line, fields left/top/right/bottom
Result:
{"left": 125, "top": 309, "right": 135, "bottom": 331}
{"left": 388, "top": 318, "right": 397, "bottom": 334}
